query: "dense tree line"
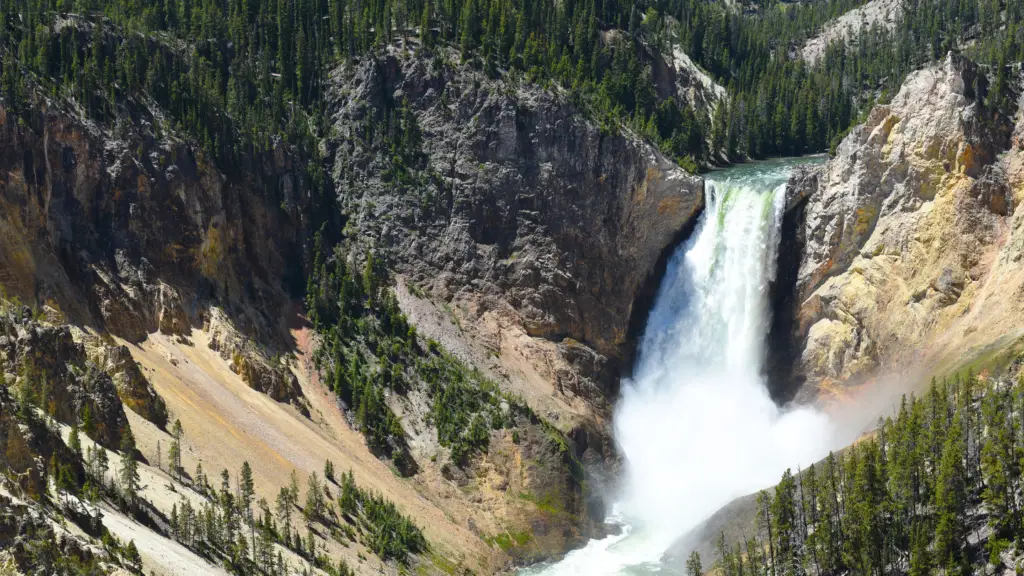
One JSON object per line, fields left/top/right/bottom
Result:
{"left": 0, "top": 0, "right": 1020, "bottom": 173}
{"left": 658, "top": 0, "right": 1024, "bottom": 159}
{"left": 306, "top": 237, "right": 414, "bottom": 470}
{"left": 707, "top": 369, "right": 1024, "bottom": 576}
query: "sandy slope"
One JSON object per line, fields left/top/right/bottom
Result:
{"left": 120, "top": 324, "right": 498, "bottom": 574}
{"left": 101, "top": 504, "right": 230, "bottom": 576}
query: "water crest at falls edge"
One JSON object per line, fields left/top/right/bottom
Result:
{"left": 523, "top": 158, "right": 835, "bottom": 575}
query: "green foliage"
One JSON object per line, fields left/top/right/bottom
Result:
{"left": 307, "top": 243, "right": 414, "bottom": 466}
{"left": 336, "top": 469, "right": 427, "bottom": 562}
{"left": 307, "top": 239, "right": 528, "bottom": 468}
{"left": 685, "top": 550, "right": 702, "bottom": 576}
{"left": 118, "top": 425, "right": 140, "bottom": 511}
{"left": 167, "top": 462, "right": 428, "bottom": 569}
{"left": 484, "top": 529, "right": 532, "bottom": 551}
{"left": 417, "top": 348, "right": 524, "bottom": 464}
{"left": 0, "top": 0, "right": 1017, "bottom": 185}
{"left": 718, "top": 370, "right": 1024, "bottom": 576}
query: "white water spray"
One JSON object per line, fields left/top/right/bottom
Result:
{"left": 525, "top": 159, "right": 835, "bottom": 575}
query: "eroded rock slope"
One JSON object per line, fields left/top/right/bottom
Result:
{"left": 0, "top": 40, "right": 708, "bottom": 572}
{"left": 786, "top": 53, "right": 1022, "bottom": 399}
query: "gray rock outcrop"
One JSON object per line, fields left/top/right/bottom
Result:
{"left": 0, "top": 99, "right": 312, "bottom": 351}
{"left": 329, "top": 50, "right": 705, "bottom": 399}
{"left": 0, "top": 305, "right": 130, "bottom": 448}
{"left": 800, "top": 0, "right": 903, "bottom": 65}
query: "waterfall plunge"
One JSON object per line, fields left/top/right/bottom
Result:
{"left": 615, "top": 175, "right": 832, "bottom": 542}
{"left": 525, "top": 160, "right": 835, "bottom": 575}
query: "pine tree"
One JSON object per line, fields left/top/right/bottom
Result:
{"left": 169, "top": 419, "right": 183, "bottom": 480}
{"left": 119, "top": 426, "right": 140, "bottom": 512}
{"left": 304, "top": 471, "right": 324, "bottom": 522}
{"left": 276, "top": 485, "right": 295, "bottom": 537}
{"left": 771, "top": 469, "right": 800, "bottom": 576}
{"left": 711, "top": 100, "right": 727, "bottom": 160}
{"left": 934, "top": 414, "right": 967, "bottom": 571}
{"left": 68, "top": 422, "right": 82, "bottom": 456}
{"left": 909, "top": 520, "right": 931, "bottom": 576}
{"left": 240, "top": 461, "right": 256, "bottom": 560}
{"left": 57, "top": 464, "right": 76, "bottom": 506}
{"left": 124, "top": 540, "right": 141, "bottom": 567}
{"left": 420, "top": 0, "right": 432, "bottom": 48}
{"left": 82, "top": 404, "right": 95, "bottom": 438}
{"left": 686, "top": 550, "right": 702, "bottom": 576}
{"left": 757, "top": 490, "right": 776, "bottom": 576}
{"left": 340, "top": 469, "right": 358, "bottom": 517}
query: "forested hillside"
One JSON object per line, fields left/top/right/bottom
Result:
{"left": 0, "top": 293, "right": 430, "bottom": 576}
{"left": 703, "top": 358, "right": 1024, "bottom": 576}
{"left": 3, "top": 0, "right": 1021, "bottom": 172}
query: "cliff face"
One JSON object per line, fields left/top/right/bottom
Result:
{"left": 0, "top": 304, "right": 132, "bottom": 448}
{"left": 785, "top": 53, "right": 1020, "bottom": 399}
{"left": 799, "top": 0, "right": 903, "bottom": 64}
{"left": 329, "top": 50, "right": 705, "bottom": 411}
{"left": 319, "top": 51, "right": 707, "bottom": 563}
{"left": 0, "top": 42, "right": 708, "bottom": 571}
{"left": 0, "top": 100, "right": 310, "bottom": 407}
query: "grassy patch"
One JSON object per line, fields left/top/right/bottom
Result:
{"left": 483, "top": 530, "right": 533, "bottom": 552}
{"left": 425, "top": 552, "right": 460, "bottom": 575}
{"left": 518, "top": 491, "right": 570, "bottom": 518}
{"left": 929, "top": 333, "right": 1024, "bottom": 387}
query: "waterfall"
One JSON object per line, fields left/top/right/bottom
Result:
{"left": 524, "top": 159, "right": 834, "bottom": 576}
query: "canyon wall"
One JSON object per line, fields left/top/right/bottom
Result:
{"left": 330, "top": 50, "right": 705, "bottom": 417}
{"left": 0, "top": 43, "right": 709, "bottom": 571}
{"left": 785, "top": 53, "right": 1022, "bottom": 401}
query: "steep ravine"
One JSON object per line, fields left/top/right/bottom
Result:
{"left": 0, "top": 42, "right": 713, "bottom": 573}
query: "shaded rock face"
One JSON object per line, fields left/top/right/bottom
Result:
{"left": 0, "top": 306, "right": 129, "bottom": 448}
{"left": 0, "top": 99, "right": 317, "bottom": 409}
{"left": 782, "top": 53, "right": 1019, "bottom": 398}
{"left": 767, "top": 175, "right": 815, "bottom": 403}
{"left": 329, "top": 51, "right": 704, "bottom": 398}
{"left": 80, "top": 333, "right": 168, "bottom": 427}
{"left": 206, "top": 307, "right": 303, "bottom": 406}
{"left": 0, "top": 102, "right": 312, "bottom": 350}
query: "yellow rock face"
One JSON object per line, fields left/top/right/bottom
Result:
{"left": 795, "top": 54, "right": 1020, "bottom": 398}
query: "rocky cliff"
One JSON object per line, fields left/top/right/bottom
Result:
{"left": 329, "top": 48, "right": 705, "bottom": 416}
{"left": 799, "top": 0, "right": 903, "bottom": 64}
{"left": 0, "top": 38, "right": 709, "bottom": 572}
{"left": 784, "top": 53, "right": 1021, "bottom": 400}
{"left": 316, "top": 48, "right": 708, "bottom": 566}
{"left": 0, "top": 98, "right": 311, "bottom": 408}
